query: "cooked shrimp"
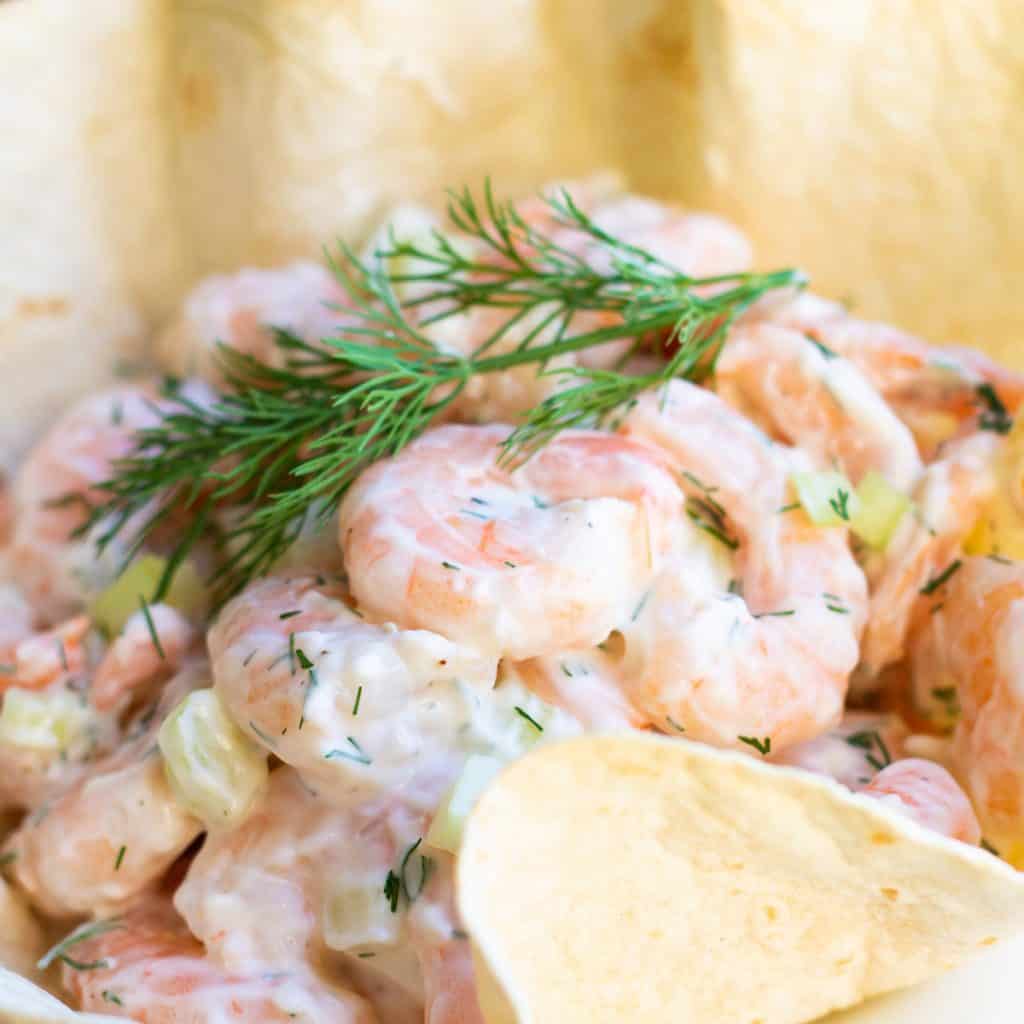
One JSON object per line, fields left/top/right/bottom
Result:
{"left": 209, "top": 574, "right": 500, "bottom": 806}
{"left": 2, "top": 388, "right": 161, "bottom": 622}
{"left": 756, "top": 291, "right": 1024, "bottom": 456}
{"left": 504, "top": 647, "right": 648, "bottom": 732}
{"left": 156, "top": 262, "right": 350, "bottom": 383}
{"left": 62, "top": 899, "right": 376, "bottom": 1024}
{"left": 716, "top": 323, "right": 922, "bottom": 489}
{"left": 772, "top": 712, "right": 909, "bottom": 790}
{"left": 406, "top": 861, "right": 485, "bottom": 1024}
{"left": 176, "top": 768, "right": 481, "bottom": 1024}
{"left": 0, "top": 605, "right": 194, "bottom": 813}
{"left": 1, "top": 615, "right": 92, "bottom": 692}
{"left": 772, "top": 712, "right": 978, "bottom": 843}
{"left": 6, "top": 663, "right": 205, "bottom": 917}
{"left": 572, "top": 193, "right": 752, "bottom": 280}
{"left": 339, "top": 424, "right": 682, "bottom": 660}
{"left": 909, "top": 556, "right": 1024, "bottom": 863}
{"left": 860, "top": 759, "right": 981, "bottom": 845}
{"left": 174, "top": 768, "right": 370, "bottom": 972}
{"left": 860, "top": 432, "right": 999, "bottom": 679}
{"left": 615, "top": 380, "right": 868, "bottom": 752}
{"left": 411, "top": 186, "right": 751, "bottom": 424}
{"left": 91, "top": 604, "right": 194, "bottom": 714}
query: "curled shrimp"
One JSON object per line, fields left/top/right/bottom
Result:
{"left": 1, "top": 615, "right": 93, "bottom": 693}
{"left": 504, "top": 648, "right": 648, "bottom": 732}
{"left": 614, "top": 380, "right": 867, "bottom": 752}
{"left": 716, "top": 323, "right": 922, "bottom": 489}
{"left": 909, "top": 556, "right": 1024, "bottom": 863}
{"left": 175, "top": 768, "right": 482, "bottom": 1024}
{"left": 6, "top": 663, "right": 206, "bottom": 917}
{"left": 156, "top": 262, "right": 349, "bottom": 383}
{"left": 755, "top": 291, "right": 1024, "bottom": 456}
{"left": 388, "top": 185, "right": 751, "bottom": 424}
{"left": 774, "top": 713, "right": 979, "bottom": 843}
{"left": 339, "top": 424, "right": 682, "bottom": 660}
{"left": 570, "top": 193, "right": 752, "bottom": 280}
{"left": 860, "top": 758, "right": 981, "bottom": 845}
{"left": 61, "top": 898, "right": 376, "bottom": 1024}
{"left": 860, "top": 432, "right": 999, "bottom": 679}
{"left": 209, "top": 574, "right": 500, "bottom": 806}
{"left": 0, "top": 604, "right": 194, "bottom": 812}
{"left": 91, "top": 604, "right": 194, "bottom": 715}
{"left": 772, "top": 712, "right": 909, "bottom": 790}
{"left": 2, "top": 388, "right": 161, "bottom": 623}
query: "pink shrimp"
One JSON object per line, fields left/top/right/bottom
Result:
{"left": 1, "top": 615, "right": 91, "bottom": 692}
{"left": 175, "top": 768, "right": 482, "bottom": 1024}
{"left": 860, "top": 432, "right": 1000, "bottom": 679}
{"left": 156, "top": 262, "right": 350, "bottom": 384}
{"left": 613, "top": 380, "right": 867, "bottom": 752}
{"left": 860, "top": 758, "right": 981, "bottom": 845}
{"left": 61, "top": 899, "right": 376, "bottom": 1024}
{"left": 716, "top": 322, "right": 922, "bottom": 489}
{"left": 91, "top": 604, "right": 195, "bottom": 714}
{"left": 505, "top": 648, "right": 648, "bottom": 732}
{"left": 570, "top": 193, "right": 752, "bottom": 280}
{"left": 772, "top": 712, "right": 909, "bottom": 790}
{"left": 756, "top": 291, "right": 1024, "bottom": 456}
{"left": 909, "top": 556, "right": 1024, "bottom": 864}
{"left": 3, "top": 388, "right": 161, "bottom": 623}
{"left": 339, "top": 424, "right": 683, "bottom": 660}
{"left": 0, "top": 604, "right": 195, "bottom": 813}
{"left": 774, "top": 713, "right": 979, "bottom": 843}
{"left": 409, "top": 184, "right": 752, "bottom": 424}
{"left": 208, "top": 574, "right": 498, "bottom": 806}
{"left": 339, "top": 421, "right": 684, "bottom": 655}
{"left": 6, "top": 663, "right": 206, "bottom": 917}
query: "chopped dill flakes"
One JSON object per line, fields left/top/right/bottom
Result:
{"left": 738, "top": 735, "right": 771, "bottom": 756}
{"left": 920, "top": 559, "right": 962, "bottom": 595}
{"left": 324, "top": 736, "right": 371, "bottom": 765}
{"left": 514, "top": 706, "right": 544, "bottom": 732}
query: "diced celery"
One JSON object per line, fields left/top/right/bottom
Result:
{"left": 89, "top": 555, "right": 207, "bottom": 637}
{"left": 0, "top": 689, "right": 89, "bottom": 751}
{"left": 791, "top": 470, "right": 861, "bottom": 528}
{"left": 850, "top": 471, "right": 912, "bottom": 550}
{"left": 425, "top": 754, "right": 506, "bottom": 854}
{"left": 158, "top": 689, "right": 267, "bottom": 828}
{"left": 322, "top": 880, "right": 404, "bottom": 951}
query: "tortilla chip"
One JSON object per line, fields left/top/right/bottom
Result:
{"left": 458, "top": 734, "right": 1024, "bottom": 1024}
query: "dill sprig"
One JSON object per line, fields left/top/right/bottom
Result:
{"left": 77, "top": 182, "right": 803, "bottom": 601}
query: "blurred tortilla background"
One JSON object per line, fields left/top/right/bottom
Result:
{"left": 2, "top": 0, "right": 1022, "bottom": 459}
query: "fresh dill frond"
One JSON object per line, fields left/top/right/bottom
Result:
{"left": 77, "top": 181, "right": 803, "bottom": 601}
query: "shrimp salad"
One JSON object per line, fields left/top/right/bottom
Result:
{"left": 1, "top": 178, "right": 1023, "bottom": 1022}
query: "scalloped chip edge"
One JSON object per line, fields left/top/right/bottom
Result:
{"left": 457, "top": 733, "right": 1024, "bottom": 1024}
